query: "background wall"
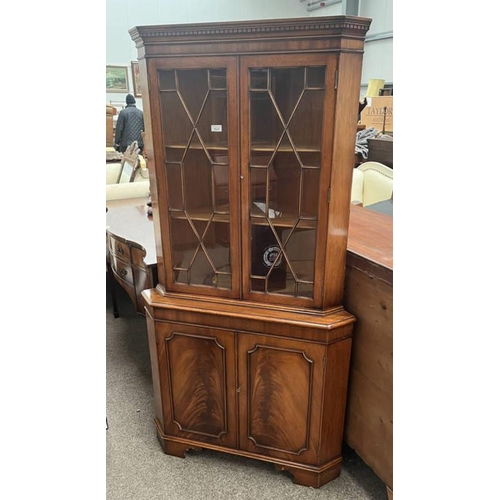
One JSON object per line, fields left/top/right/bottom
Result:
{"left": 359, "top": 0, "right": 393, "bottom": 96}
{"left": 106, "top": 0, "right": 393, "bottom": 109}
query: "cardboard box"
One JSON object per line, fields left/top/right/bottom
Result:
{"left": 360, "top": 96, "right": 393, "bottom": 133}
{"left": 106, "top": 105, "right": 116, "bottom": 147}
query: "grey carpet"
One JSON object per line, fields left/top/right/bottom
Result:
{"left": 106, "top": 275, "right": 388, "bottom": 500}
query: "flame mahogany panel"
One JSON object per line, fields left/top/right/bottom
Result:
{"left": 155, "top": 322, "right": 237, "bottom": 448}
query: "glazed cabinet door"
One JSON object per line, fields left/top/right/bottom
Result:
{"left": 237, "top": 333, "right": 326, "bottom": 464}
{"left": 147, "top": 57, "right": 240, "bottom": 299}
{"left": 155, "top": 322, "right": 237, "bottom": 448}
{"left": 240, "top": 54, "right": 337, "bottom": 308}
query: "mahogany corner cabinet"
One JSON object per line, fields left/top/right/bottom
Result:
{"left": 129, "top": 15, "right": 371, "bottom": 488}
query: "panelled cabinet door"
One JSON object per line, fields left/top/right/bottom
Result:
{"left": 155, "top": 322, "right": 237, "bottom": 448}
{"left": 240, "top": 54, "right": 337, "bottom": 308}
{"left": 148, "top": 57, "right": 241, "bottom": 298}
{"left": 237, "top": 333, "right": 325, "bottom": 464}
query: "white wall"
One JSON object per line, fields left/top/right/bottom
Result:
{"left": 359, "top": 0, "right": 393, "bottom": 96}
{"left": 106, "top": 0, "right": 393, "bottom": 106}
{"left": 106, "top": 0, "right": 306, "bottom": 108}
{"left": 307, "top": 1, "right": 343, "bottom": 17}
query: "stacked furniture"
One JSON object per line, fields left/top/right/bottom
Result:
{"left": 129, "top": 15, "right": 371, "bottom": 488}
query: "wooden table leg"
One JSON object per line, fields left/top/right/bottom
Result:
{"left": 106, "top": 260, "right": 120, "bottom": 318}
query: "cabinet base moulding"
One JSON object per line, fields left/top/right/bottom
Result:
{"left": 154, "top": 422, "right": 344, "bottom": 488}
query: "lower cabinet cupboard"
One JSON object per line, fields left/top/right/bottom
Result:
{"left": 144, "top": 289, "right": 355, "bottom": 487}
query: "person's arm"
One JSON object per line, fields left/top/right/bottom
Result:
{"left": 114, "top": 112, "right": 124, "bottom": 149}
{"left": 139, "top": 114, "right": 145, "bottom": 149}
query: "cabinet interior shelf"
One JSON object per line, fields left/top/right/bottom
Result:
{"left": 164, "top": 144, "right": 321, "bottom": 154}
{"left": 169, "top": 209, "right": 317, "bottom": 228}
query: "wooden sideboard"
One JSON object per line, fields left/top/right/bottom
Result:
{"left": 343, "top": 204, "right": 393, "bottom": 497}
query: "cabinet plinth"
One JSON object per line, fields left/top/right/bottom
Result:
{"left": 131, "top": 15, "right": 371, "bottom": 487}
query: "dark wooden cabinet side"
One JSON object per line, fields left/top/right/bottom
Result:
{"left": 130, "top": 16, "right": 371, "bottom": 488}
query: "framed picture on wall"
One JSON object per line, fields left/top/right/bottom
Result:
{"left": 131, "top": 61, "right": 142, "bottom": 98}
{"left": 106, "top": 65, "right": 129, "bottom": 93}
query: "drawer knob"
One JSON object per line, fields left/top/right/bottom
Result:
{"left": 120, "top": 269, "right": 128, "bottom": 277}
{"left": 118, "top": 246, "right": 124, "bottom": 255}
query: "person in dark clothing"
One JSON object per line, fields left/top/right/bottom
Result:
{"left": 114, "top": 94, "right": 144, "bottom": 153}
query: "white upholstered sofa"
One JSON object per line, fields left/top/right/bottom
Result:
{"left": 351, "top": 161, "right": 393, "bottom": 207}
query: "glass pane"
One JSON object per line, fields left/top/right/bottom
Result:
{"left": 160, "top": 92, "right": 192, "bottom": 150}
{"left": 166, "top": 164, "right": 183, "bottom": 210}
{"left": 183, "top": 147, "right": 213, "bottom": 215}
{"left": 177, "top": 69, "right": 209, "bottom": 121}
{"left": 197, "top": 90, "right": 228, "bottom": 151}
{"left": 273, "top": 146, "right": 301, "bottom": 221}
{"left": 171, "top": 218, "right": 199, "bottom": 278}
{"left": 165, "top": 147, "right": 184, "bottom": 163}
{"left": 247, "top": 65, "right": 326, "bottom": 300}
{"left": 306, "top": 66, "right": 326, "bottom": 89}
{"left": 301, "top": 168, "right": 320, "bottom": 219}
{"left": 283, "top": 224, "right": 316, "bottom": 283}
{"left": 213, "top": 221, "right": 231, "bottom": 252}
{"left": 250, "top": 69, "right": 268, "bottom": 90}
{"left": 250, "top": 93, "right": 282, "bottom": 148}
{"left": 250, "top": 151, "right": 273, "bottom": 167}
{"left": 174, "top": 269, "right": 188, "bottom": 285}
{"left": 250, "top": 166, "right": 278, "bottom": 217}
{"left": 297, "top": 282, "right": 314, "bottom": 299}
{"left": 213, "top": 162, "right": 230, "bottom": 212}
{"left": 190, "top": 220, "right": 231, "bottom": 287}
{"left": 158, "top": 70, "right": 176, "bottom": 91}
{"left": 270, "top": 67, "right": 305, "bottom": 123}
{"left": 209, "top": 69, "right": 226, "bottom": 90}
{"left": 164, "top": 66, "right": 232, "bottom": 293}
{"left": 189, "top": 249, "right": 214, "bottom": 286}
{"left": 250, "top": 224, "right": 286, "bottom": 293}
{"left": 288, "top": 90, "right": 324, "bottom": 152}
{"left": 298, "top": 151, "right": 321, "bottom": 168}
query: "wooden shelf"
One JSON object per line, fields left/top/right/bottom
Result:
{"left": 169, "top": 208, "right": 230, "bottom": 223}
{"left": 168, "top": 208, "right": 317, "bottom": 229}
{"left": 164, "top": 144, "right": 321, "bottom": 154}
{"left": 165, "top": 144, "right": 228, "bottom": 151}
{"left": 250, "top": 215, "right": 317, "bottom": 229}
